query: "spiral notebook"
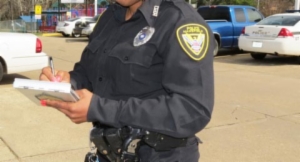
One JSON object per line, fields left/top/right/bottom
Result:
{"left": 13, "top": 78, "right": 80, "bottom": 105}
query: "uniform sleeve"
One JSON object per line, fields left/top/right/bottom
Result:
{"left": 87, "top": 14, "right": 215, "bottom": 138}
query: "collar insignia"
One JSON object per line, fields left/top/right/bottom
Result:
{"left": 176, "top": 24, "right": 210, "bottom": 61}
{"left": 133, "top": 26, "right": 155, "bottom": 46}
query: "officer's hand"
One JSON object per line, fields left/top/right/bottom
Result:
{"left": 39, "top": 66, "right": 70, "bottom": 83}
{"left": 43, "top": 89, "right": 92, "bottom": 124}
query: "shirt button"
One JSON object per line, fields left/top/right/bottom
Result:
{"left": 98, "top": 77, "right": 103, "bottom": 81}
{"left": 124, "top": 56, "right": 129, "bottom": 61}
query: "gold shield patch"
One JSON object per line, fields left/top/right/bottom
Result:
{"left": 176, "top": 24, "right": 209, "bottom": 61}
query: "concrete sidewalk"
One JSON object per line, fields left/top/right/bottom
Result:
{"left": 1, "top": 36, "right": 300, "bottom": 162}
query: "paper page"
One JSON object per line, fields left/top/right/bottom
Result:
{"left": 13, "top": 78, "right": 79, "bottom": 105}
{"left": 13, "top": 78, "right": 71, "bottom": 92}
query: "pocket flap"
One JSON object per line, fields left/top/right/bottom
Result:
{"left": 110, "top": 43, "right": 157, "bottom": 68}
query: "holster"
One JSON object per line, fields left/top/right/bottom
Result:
{"left": 142, "top": 132, "right": 188, "bottom": 151}
{"left": 90, "top": 128, "right": 122, "bottom": 162}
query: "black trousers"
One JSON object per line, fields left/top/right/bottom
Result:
{"left": 97, "top": 136, "right": 200, "bottom": 162}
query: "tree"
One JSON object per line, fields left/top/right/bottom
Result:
{"left": 0, "top": 0, "right": 57, "bottom": 20}
{"left": 210, "top": 0, "right": 256, "bottom": 5}
{"left": 196, "top": 0, "right": 207, "bottom": 7}
{"left": 259, "top": 0, "right": 294, "bottom": 16}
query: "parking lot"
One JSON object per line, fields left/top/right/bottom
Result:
{"left": 0, "top": 36, "right": 300, "bottom": 162}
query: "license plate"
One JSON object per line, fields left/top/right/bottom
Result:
{"left": 252, "top": 42, "right": 262, "bottom": 48}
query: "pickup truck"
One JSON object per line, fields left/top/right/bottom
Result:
{"left": 197, "top": 5, "right": 264, "bottom": 56}
{"left": 0, "top": 32, "right": 49, "bottom": 82}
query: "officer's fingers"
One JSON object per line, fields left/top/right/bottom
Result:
{"left": 61, "top": 106, "right": 86, "bottom": 124}
{"left": 39, "top": 74, "right": 51, "bottom": 81}
{"left": 40, "top": 67, "right": 53, "bottom": 81}
{"left": 70, "top": 118, "right": 86, "bottom": 124}
{"left": 45, "top": 100, "right": 72, "bottom": 114}
{"left": 55, "top": 71, "right": 70, "bottom": 83}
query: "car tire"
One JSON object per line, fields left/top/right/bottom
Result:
{"left": 62, "top": 33, "right": 70, "bottom": 37}
{"left": 72, "top": 33, "right": 80, "bottom": 38}
{"left": 213, "top": 39, "right": 219, "bottom": 57}
{"left": 251, "top": 53, "right": 267, "bottom": 60}
{"left": 0, "top": 61, "right": 4, "bottom": 82}
{"left": 297, "top": 56, "right": 300, "bottom": 64}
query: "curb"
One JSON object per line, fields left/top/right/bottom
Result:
{"left": 42, "top": 33, "right": 62, "bottom": 37}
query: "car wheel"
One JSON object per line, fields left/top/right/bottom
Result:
{"left": 213, "top": 39, "right": 219, "bottom": 57}
{"left": 250, "top": 53, "right": 267, "bottom": 60}
{"left": 0, "top": 61, "right": 4, "bottom": 82}
{"left": 72, "top": 33, "right": 80, "bottom": 38}
{"left": 62, "top": 33, "right": 69, "bottom": 37}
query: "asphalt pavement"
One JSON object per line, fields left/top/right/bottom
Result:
{"left": 0, "top": 35, "right": 300, "bottom": 162}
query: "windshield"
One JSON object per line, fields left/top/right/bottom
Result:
{"left": 257, "top": 15, "right": 300, "bottom": 26}
{"left": 197, "top": 7, "right": 231, "bottom": 21}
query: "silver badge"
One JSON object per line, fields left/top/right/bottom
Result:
{"left": 133, "top": 26, "right": 155, "bottom": 46}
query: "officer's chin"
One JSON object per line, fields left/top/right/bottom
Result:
{"left": 115, "top": 0, "right": 142, "bottom": 7}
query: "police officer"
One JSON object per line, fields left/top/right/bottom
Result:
{"left": 39, "top": 0, "right": 215, "bottom": 161}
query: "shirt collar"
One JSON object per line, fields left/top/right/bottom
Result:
{"left": 112, "top": 3, "right": 127, "bottom": 22}
{"left": 139, "top": 0, "right": 163, "bottom": 26}
{"left": 112, "top": 0, "right": 163, "bottom": 25}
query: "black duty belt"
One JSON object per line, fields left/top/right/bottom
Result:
{"left": 87, "top": 126, "right": 188, "bottom": 162}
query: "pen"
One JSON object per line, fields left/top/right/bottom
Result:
{"left": 49, "top": 56, "right": 55, "bottom": 76}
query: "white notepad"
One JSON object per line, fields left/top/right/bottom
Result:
{"left": 13, "top": 78, "right": 80, "bottom": 105}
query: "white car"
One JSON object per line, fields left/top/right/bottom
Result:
{"left": 56, "top": 16, "right": 93, "bottom": 37}
{"left": 238, "top": 13, "right": 300, "bottom": 62}
{"left": 81, "top": 22, "right": 97, "bottom": 38}
{"left": 0, "top": 32, "right": 49, "bottom": 82}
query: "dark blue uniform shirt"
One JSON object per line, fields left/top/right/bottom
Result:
{"left": 70, "top": 0, "right": 215, "bottom": 138}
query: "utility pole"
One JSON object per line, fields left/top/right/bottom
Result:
{"left": 295, "top": 0, "right": 300, "bottom": 10}
{"left": 95, "top": 0, "right": 97, "bottom": 16}
{"left": 9, "top": 0, "right": 13, "bottom": 21}
{"left": 257, "top": 0, "right": 260, "bottom": 10}
{"left": 58, "top": 0, "right": 61, "bottom": 21}
{"left": 86, "top": 0, "right": 88, "bottom": 16}
{"left": 9, "top": 0, "right": 15, "bottom": 32}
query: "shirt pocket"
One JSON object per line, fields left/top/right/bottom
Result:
{"left": 109, "top": 42, "right": 157, "bottom": 68}
{"left": 108, "top": 42, "right": 159, "bottom": 96}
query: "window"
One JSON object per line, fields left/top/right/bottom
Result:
{"left": 234, "top": 8, "right": 246, "bottom": 22}
{"left": 198, "top": 7, "right": 231, "bottom": 21}
{"left": 246, "top": 8, "right": 263, "bottom": 22}
{"left": 257, "top": 15, "right": 300, "bottom": 26}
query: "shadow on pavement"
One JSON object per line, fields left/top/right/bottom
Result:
{"left": 215, "top": 53, "right": 299, "bottom": 66}
{"left": 217, "top": 48, "right": 244, "bottom": 56}
{"left": 0, "top": 74, "right": 29, "bottom": 85}
{"left": 65, "top": 38, "right": 89, "bottom": 43}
